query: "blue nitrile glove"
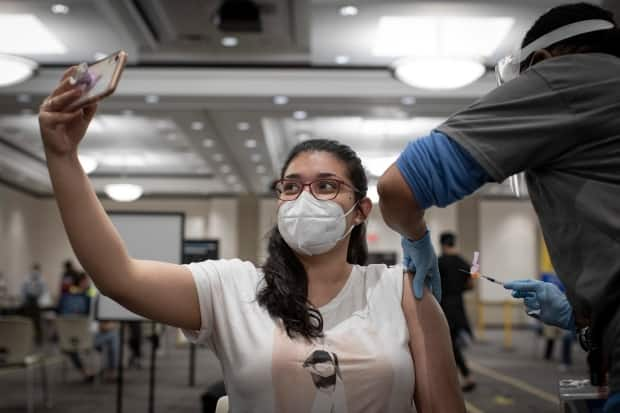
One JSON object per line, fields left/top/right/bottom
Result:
{"left": 401, "top": 232, "right": 441, "bottom": 302}
{"left": 504, "top": 279, "right": 575, "bottom": 330}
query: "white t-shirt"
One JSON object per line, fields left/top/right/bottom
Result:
{"left": 184, "top": 259, "right": 416, "bottom": 413}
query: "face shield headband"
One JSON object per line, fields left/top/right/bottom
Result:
{"left": 495, "top": 19, "right": 615, "bottom": 85}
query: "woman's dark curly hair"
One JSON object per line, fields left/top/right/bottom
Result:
{"left": 257, "top": 139, "right": 368, "bottom": 340}
{"left": 520, "top": 2, "right": 620, "bottom": 71}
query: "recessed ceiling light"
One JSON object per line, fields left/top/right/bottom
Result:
{"left": 221, "top": 36, "right": 239, "bottom": 47}
{"left": 237, "top": 122, "right": 250, "bottom": 131}
{"left": 245, "top": 139, "right": 257, "bottom": 148}
{"left": 293, "top": 110, "right": 307, "bottom": 120}
{"left": 145, "top": 95, "right": 159, "bottom": 104}
{"left": 122, "top": 109, "right": 134, "bottom": 116}
{"left": 16, "top": 93, "right": 31, "bottom": 103}
{"left": 273, "top": 95, "right": 289, "bottom": 105}
{"left": 339, "top": 6, "right": 358, "bottom": 16}
{"left": 51, "top": 4, "right": 70, "bottom": 15}
{"left": 393, "top": 57, "right": 485, "bottom": 90}
{"left": 203, "top": 139, "right": 215, "bottom": 148}
{"left": 220, "top": 164, "right": 232, "bottom": 173}
{"left": 213, "top": 153, "right": 224, "bottom": 162}
{"left": 250, "top": 153, "right": 262, "bottom": 163}
{"left": 191, "top": 121, "right": 204, "bottom": 131}
{"left": 335, "top": 55, "right": 350, "bottom": 65}
{"left": 0, "top": 54, "right": 37, "bottom": 87}
{"left": 0, "top": 15, "right": 67, "bottom": 54}
{"left": 400, "top": 96, "right": 416, "bottom": 106}
{"left": 256, "top": 165, "right": 266, "bottom": 174}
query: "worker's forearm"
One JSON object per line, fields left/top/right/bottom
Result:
{"left": 45, "top": 150, "right": 133, "bottom": 296}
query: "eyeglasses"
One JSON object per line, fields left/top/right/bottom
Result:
{"left": 273, "top": 178, "right": 360, "bottom": 201}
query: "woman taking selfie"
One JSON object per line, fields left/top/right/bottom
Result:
{"left": 38, "top": 67, "right": 464, "bottom": 412}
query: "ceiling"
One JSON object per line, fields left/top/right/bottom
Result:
{"left": 0, "top": 0, "right": 614, "bottom": 199}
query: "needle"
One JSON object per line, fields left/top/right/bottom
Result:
{"left": 458, "top": 269, "right": 505, "bottom": 286}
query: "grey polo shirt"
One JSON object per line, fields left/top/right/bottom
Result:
{"left": 437, "top": 53, "right": 620, "bottom": 354}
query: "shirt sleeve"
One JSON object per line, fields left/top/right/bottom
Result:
{"left": 436, "top": 67, "right": 578, "bottom": 182}
{"left": 182, "top": 258, "right": 257, "bottom": 350}
{"left": 396, "top": 130, "right": 492, "bottom": 209}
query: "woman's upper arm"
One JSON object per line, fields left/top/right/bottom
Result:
{"left": 106, "top": 258, "right": 201, "bottom": 331}
{"left": 401, "top": 272, "right": 465, "bottom": 413}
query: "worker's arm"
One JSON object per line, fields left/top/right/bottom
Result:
{"left": 378, "top": 132, "right": 491, "bottom": 300}
{"left": 39, "top": 67, "right": 201, "bottom": 331}
{"left": 402, "top": 272, "right": 465, "bottom": 412}
{"left": 378, "top": 131, "right": 491, "bottom": 236}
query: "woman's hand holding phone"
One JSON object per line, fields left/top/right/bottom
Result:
{"left": 38, "top": 66, "right": 99, "bottom": 158}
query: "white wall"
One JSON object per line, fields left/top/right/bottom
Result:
{"left": 0, "top": 184, "right": 239, "bottom": 301}
{"left": 0, "top": 185, "right": 39, "bottom": 297}
{"left": 479, "top": 200, "right": 539, "bottom": 302}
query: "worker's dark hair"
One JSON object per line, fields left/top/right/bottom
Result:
{"left": 440, "top": 232, "right": 456, "bottom": 247}
{"left": 257, "top": 139, "right": 368, "bottom": 340}
{"left": 520, "top": 3, "right": 620, "bottom": 70}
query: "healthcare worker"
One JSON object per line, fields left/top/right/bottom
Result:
{"left": 377, "top": 3, "right": 620, "bottom": 410}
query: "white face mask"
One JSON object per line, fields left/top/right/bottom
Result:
{"left": 277, "top": 191, "right": 359, "bottom": 256}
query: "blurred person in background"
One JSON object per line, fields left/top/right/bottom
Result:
{"left": 59, "top": 259, "right": 80, "bottom": 295}
{"left": 58, "top": 273, "right": 119, "bottom": 382}
{"left": 20, "top": 263, "right": 48, "bottom": 344}
{"left": 438, "top": 232, "right": 476, "bottom": 392}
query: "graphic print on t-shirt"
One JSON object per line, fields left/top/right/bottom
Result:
{"left": 271, "top": 318, "right": 395, "bottom": 413}
{"left": 303, "top": 348, "right": 346, "bottom": 413}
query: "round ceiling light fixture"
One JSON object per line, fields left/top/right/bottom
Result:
{"left": 104, "top": 183, "right": 144, "bottom": 202}
{"left": 392, "top": 57, "right": 485, "bottom": 90}
{"left": 0, "top": 54, "right": 38, "bottom": 87}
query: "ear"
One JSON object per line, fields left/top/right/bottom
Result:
{"left": 529, "top": 49, "right": 553, "bottom": 66}
{"left": 355, "top": 197, "right": 373, "bottom": 224}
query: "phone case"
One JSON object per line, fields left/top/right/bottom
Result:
{"left": 66, "top": 50, "right": 127, "bottom": 111}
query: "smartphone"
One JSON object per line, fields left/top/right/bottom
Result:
{"left": 67, "top": 50, "right": 127, "bottom": 110}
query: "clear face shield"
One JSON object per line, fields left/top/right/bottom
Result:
{"left": 495, "top": 19, "right": 615, "bottom": 86}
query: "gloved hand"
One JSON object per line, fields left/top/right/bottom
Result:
{"left": 504, "top": 279, "right": 575, "bottom": 330}
{"left": 401, "top": 232, "right": 441, "bottom": 302}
